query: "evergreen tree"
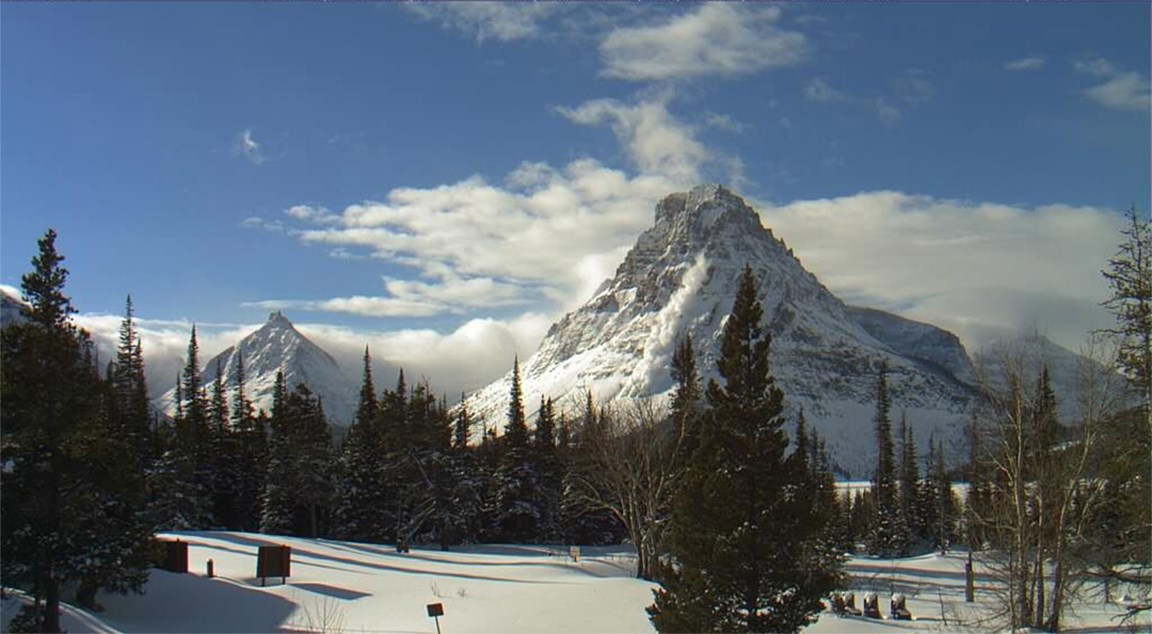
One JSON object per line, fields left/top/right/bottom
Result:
{"left": 898, "top": 413, "right": 920, "bottom": 553}
{"left": 261, "top": 381, "right": 333, "bottom": 537}
{"left": 110, "top": 295, "right": 152, "bottom": 469}
{"left": 230, "top": 350, "right": 266, "bottom": 532}
{"left": 1, "top": 230, "right": 151, "bottom": 630}
{"left": 148, "top": 327, "right": 215, "bottom": 530}
{"left": 453, "top": 395, "right": 472, "bottom": 450}
{"left": 1101, "top": 204, "right": 1151, "bottom": 404}
{"left": 869, "top": 362, "right": 903, "bottom": 556}
{"left": 649, "top": 265, "right": 841, "bottom": 633}
{"left": 495, "top": 357, "right": 539, "bottom": 542}
{"left": 333, "top": 349, "right": 389, "bottom": 543}
{"left": 532, "top": 397, "right": 563, "bottom": 541}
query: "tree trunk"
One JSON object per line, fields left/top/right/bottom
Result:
{"left": 44, "top": 577, "right": 61, "bottom": 633}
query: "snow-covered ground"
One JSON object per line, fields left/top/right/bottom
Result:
{"left": 1, "top": 532, "right": 1143, "bottom": 633}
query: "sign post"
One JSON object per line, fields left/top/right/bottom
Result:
{"left": 426, "top": 602, "right": 444, "bottom": 634}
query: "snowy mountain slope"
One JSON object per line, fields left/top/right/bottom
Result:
{"left": 846, "top": 306, "right": 976, "bottom": 386}
{"left": 466, "top": 185, "right": 982, "bottom": 476}
{"left": 0, "top": 288, "right": 28, "bottom": 328}
{"left": 972, "top": 332, "right": 1115, "bottom": 424}
{"left": 157, "top": 312, "right": 356, "bottom": 425}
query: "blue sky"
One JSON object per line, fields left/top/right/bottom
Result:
{"left": 2, "top": 2, "right": 1149, "bottom": 393}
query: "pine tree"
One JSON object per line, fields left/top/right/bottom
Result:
{"left": 110, "top": 295, "right": 152, "bottom": 469}
{"left": 230, "top": 350, "right": 266, "bottom": 532}
{"left": 261, "top": 381, "right": 333, "bottom": 537}
{"left": 495, "top": 357, "right": 539, "bottom": 542}
{"left": 532, "top": 397, "right": 563, "bottom": 541}
{"left": 649, "top": 265, "right": 841, "bottom": 633}
{"left": 333, "top": 349, "right": 389, "bottom": 543}
{"left": 869, "top": 362, "right": 903, "bottom": 556}
{"left": 1, "top": 230, "right": 151, "bottom": 630}
{"left": 670, "top": 333, "right": 702, "bottom": 464}
{"left": 1101, "top": 205, "right": 1151, "bottom": 404}
{"left": 898, "top": 413, "right": 920, "bottom": 553}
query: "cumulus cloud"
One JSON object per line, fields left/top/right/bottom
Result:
{"left": 252, "top": 157, "right": 682, "bottom": 318}
{"left": 235, "top": 129, "right": 264, "bottom": 165}
{"left": 403, "top": 2, "right": 560, "bottom": 43}
{"left": 1085, "top": 73, "right": 1151, "bottom": 112}
{"left": 1004, "top": 56, "right": 1045, "bottom": 71}
{"left": 1074, "top": 56, "right": 1151, "bottom": 112}
{"left": 757, "top": 192, "right": 1122, "bottom": 352}
{"left": 247, "top": 94, "right": 750, "bottom": 322}
{"left": 555, "top": 93, "right": 715, "bottom": 184}
{"left": 599, "top": 4, "right": 808, "bottom": 82}
{"left": 804, "top": 77, "right": 847, "bottom": 103}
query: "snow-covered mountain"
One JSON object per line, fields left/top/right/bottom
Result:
{"left": 467, "top": 184, "right": 982, "bottom": 476}
{"left": 157, "top": 311, "right": 356, "bottom": 425}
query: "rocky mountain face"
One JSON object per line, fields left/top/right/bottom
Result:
{"left": 158, "top": 312, "right": 356, "bottom": 425}
{"left": 466, "top": 185, "right": 983, "bottom": 477}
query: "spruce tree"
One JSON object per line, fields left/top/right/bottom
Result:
{"left": 649, "top": 265, "right": 840, "bottom": 633}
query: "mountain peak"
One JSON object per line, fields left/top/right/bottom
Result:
{"left": 266, "top": 310, "right": 295, "bottom": 329}
{"left": 654, "top": 184, "right": 761, "bottom": 236}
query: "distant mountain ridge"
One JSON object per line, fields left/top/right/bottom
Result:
{"left": 157, "top": 312, "right": 356, "bottom": 425}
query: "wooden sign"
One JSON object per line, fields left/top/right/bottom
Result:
{"left": 257, "top": 545, "right": 291, "bottom": 586}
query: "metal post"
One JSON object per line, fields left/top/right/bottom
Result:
{"left": 434, "top": 615, "right": 441, "bottom": 634}
{"left": 207, "top": 559, "right": 214, "bottom": 578}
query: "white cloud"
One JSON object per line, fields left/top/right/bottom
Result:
{"left": 1085, "top": 72, "right": 1151, "bottom": 112}
{"left": 555, "top": 93, "right": 716, "bottom": 184}
{"left": 757, "top": 192, "right": 1122, "bottom": 352}
{"left": 804, "top": 77, "right": 847, "bottom": 103}
{"left": 234, "top": 129, "right": 264, "bottom": 165}
{"left": 284, "top": 205, "right": 340, "bottom": 224}
{"left": 1074, "top": 56, "right": 1118, "bottom": 78}
{"left": 253, "top": 156, "right": 683, "bottom": 319}
{"left": 876, "top": 99, "right": 901, "bottom": 127}
{"left": 599, "top": 4, "right": 808, "bottom": 82}
{"left": 403, "top": 2, "right": 559, "bottom": 43}
{"left": 1074, "top": 56, "right": 1151, "bottom": 112}
{"left": 1004, "top": 56, "right": 1046, "bottom": 71}
{"left": 703, "top": 112, "right": 747, "bottom": 133}
{"left": 74, "top": 311, "right": 552, "bottom": 403}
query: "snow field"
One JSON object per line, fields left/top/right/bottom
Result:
{"left": 2, "top": 532, "right": 1141, "bottom": 633}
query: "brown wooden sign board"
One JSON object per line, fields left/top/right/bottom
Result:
{"left": 159, "top": 540, "right": 188, "bottom": 574}
{"left": 257, "top": 545, "right": 291, "bottom": 585}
